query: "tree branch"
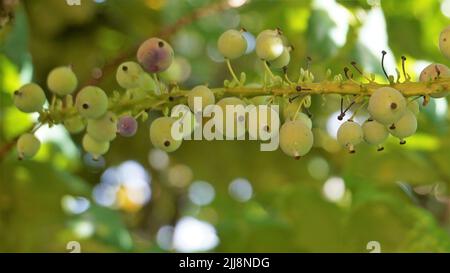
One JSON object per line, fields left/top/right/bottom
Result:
{"left": 0, "top": 0, "right": 233, "bottom": 162}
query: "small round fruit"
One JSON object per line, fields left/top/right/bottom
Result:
{"left": 160, "top": 56, "right": 191, "bottom": 83}
{"left": 149, "top": 117, "right": 183, "bottom": 152}
{"left": 82, "top": 134, "right": 110, "bottom": 159}
{"left": 407, "top": 100, "right": 420, "bottom": 116}
{"left": 389, "top": 110, "right": 417, "bottom": 144}
{"left": 279, "top": 120, "right": 314, "bottom": 159}
{"left": 75, "top": 86, "right": 108, "bottom": 119}
{"left": 47, "top": 66, "right": 78, "bottom": 96}
{"left": 337, "top": 120, "right": 363, "bottom": 153}
{"left": 64, "top": 116, "right": 85, "bottom": 134}
{"left": 137, "top": 37, "right": 174, "bottom": 73}
{"left": 13, "top": 83, "right": 46, "bottom": 113}
{"left": 187, "top": 85, "right": 215, "bottom": 113}
{"left": 217, "top": 29, "right": 247, "bottom": 59}
{"left": 117, "top": 115, "right": 138, "bottom": 137}
{"left": 439, "top": 26, "right": 450, "bottom": 59}
{"left": 87, "top": 112, "right": 117, "bottom": 142}
{"left": 419, "top": 63, "right": 450, "bottom": 98}
{"left": 256, "top": 29, "right": 284, "bottom": 61}
{"left": 17, "top": 133, "right": 40, "bottom": 160}
{"left": 216, "top": 97, "right": 247, "bottom": 139}
{"left": 116, "top": 61, "right": 144, "bottom": 89}
{"left": 362, "top": 119, "right": 388, "bottom": 150}
{"left": 138, "top": 73, "right": 158, "bottom": 94}
{"left": 367, "top": 87, "right": 406, "bottom": 126}
{"left": 270, "top": 46, "right": 291, "bottom": 69}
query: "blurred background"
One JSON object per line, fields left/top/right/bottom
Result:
{"left": 1, "top": 0, "right": 450, "bottom": 252}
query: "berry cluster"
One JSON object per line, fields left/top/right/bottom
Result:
{"left": 12, "top": 26, "right": 450, "bottom": 161}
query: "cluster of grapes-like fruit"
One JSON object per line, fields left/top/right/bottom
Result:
{"left": 12, "top": 26, "right": 450, "bottom": 161}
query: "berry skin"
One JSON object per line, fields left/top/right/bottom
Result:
{"left": 139, "top": 73, "right": 159, "bottom": 95}
{"left": 187, "top": 85, "right": 215, "bottom": 113}
{"left": 137, "top": 37, "right": 174, "bottom": 73}
{"left": 337, "top": 120, "right": 363, "bottom": 153}
{"left": 419, "top": 63, "right": 450, "bottom": 98}
{"left": 295, "top": 112, "right": 312, "bottom": 129}
{"left": 47, "top": 66, "right": 78, "bottom": 96}
{"left": 216, "top": 97, "right": 247, "bottom": 139}
{"left": 270, "top": 46, "right": 291, "bottom": 69}
{"left": 160, "top": 57, "right": 191, "bottom": 83}
{"left": 217, "top": 29, "right": 247, "bottom": 59}
{"left": 117, "top": 115, "right": 138, "bottom": 137}
{"left": 64, "top": 116, "right": 85, "bottom": 134}
{"left": 82, "top": 134, "right": 110, "bottom": 159}
{"left": 256, "top": 29, "right": 284, "bottom": 61}
{"left": 116, "top": 61, "right": 144, "bottom": 89}
{"left": 75, "top": 86, "right": 108, "bottom": 119}
{"left": 17, "top": 133, "right": 40, "bottom": 160}
{"left": 408, "top": 100, "right": 420, "bottom": 116}
{"left": 389, "top": 110, "right": 417, "bottom": 144}
{"left": 87, "top": 112, "right": 117, "bottom": 142}
{"left": 367, "top": 87, "right": 406, "bottom": 126}
{"left": 13, "top": 83, "right": 46, "bottom": 113}
{"left": 362, "top": 119, "right": 388, "bottom": 150}
{"left": 149, "top": 117, "right": 183, "bottom": 152}
{"left": 279, "top": 120, "right": 314, "bottom": 159}
{"left": 439, "top": 26, "right": 450, "bottom": 59}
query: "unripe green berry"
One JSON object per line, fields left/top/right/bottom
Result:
{"left": 116, "top": 61, "right": 144, "bottom": 89}
{"left": 279, "top": 120, "right": 314, "bottom": 159}
{"left": 149, "top": 117, "right": 182, "bottom": 152}
{"left": 270, "top": 46, "right": 291, "bottom": 69}
{"left": 82, "top": 134, "right": 110, "bottom": 159}
{"left": 337, "top": 120, "right": 363, "bottom": 153}
{"left": 362, "top": 119, "right": 388, "bottom": 146}
{"left": 75, "top": 86, "right": 108, "bottom": 119}
{"left": 367, "top": 87, "right": 406, "bottom": 126}
{"left": 217, "top": 29, "right": 247, "bottom": 60}
{"left": 64, "top": 115, "right": 86, "bottom": 134}
{"left": 389, "top": 110, "right": 417, "bottom": 143}
{"left": 187, "top": 85, "right": 215, "bottom": 113}
{"left": 87, "top": 112, "right": 117, "bottom": 142}
{"left": 47, "top": 66, "right": 78, "bottom": 96}
{"left": 256, "top": 29, "right": 284, "bottom": 61}
{"left": 17, "top": 133, "right": 40, "bottom": 160}
{"left": 13, "top": 83, "right": 46, "bottom": 113}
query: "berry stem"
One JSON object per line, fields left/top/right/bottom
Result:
{"left": 133, "top": 110, "right": 146, "bottom": 119}
{"left": 263, "top": 61, "right": 275, "bottom": 80}
{"left": 225, "top": 59, "right": 240, "bottom": 85}
{"left": 292, "top": 96, "right": 308, "bottom": 121}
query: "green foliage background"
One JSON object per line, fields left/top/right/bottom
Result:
{"left": 1, "top": 0, "right": 450, "bottom": 252}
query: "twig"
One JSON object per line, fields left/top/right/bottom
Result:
{"left": 0, "top": 0, "right": 233, "bottom": 161}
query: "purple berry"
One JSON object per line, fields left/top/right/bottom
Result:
{"left": 137, "top": 37, "right": 174, "bottom": 73}
{"left": 117, "top": 116, "right": 138, "bottom": 137}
